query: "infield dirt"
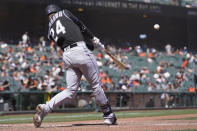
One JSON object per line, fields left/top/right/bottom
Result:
{"left": 1, "top": 114, "right": 197, "bottom": 131}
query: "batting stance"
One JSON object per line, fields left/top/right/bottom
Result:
{"left": 33, "top": 4, "right": 117, "bottom": 127}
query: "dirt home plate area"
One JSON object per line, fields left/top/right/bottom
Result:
{"left": 1, "top": 114, "right": 197, "bottom": 131}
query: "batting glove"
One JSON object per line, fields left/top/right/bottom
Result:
{"left": 98, "top": 42, "right": 105, "bottom": 50}
{"left": 92, "top": 37, "right": 105, "bottom": 50}
{"left": 92, "top": 37, "right": 100, "bottom": 45}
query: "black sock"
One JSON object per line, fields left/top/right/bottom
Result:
{"left": 100, "top": 102, "right": 112, "bottom": 116}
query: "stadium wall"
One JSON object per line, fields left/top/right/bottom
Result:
{"left": 0, "top": 1, "right": 197, "bottom": 50}
{"left": 0, "top": 92, "right": 197, "bottom": 112}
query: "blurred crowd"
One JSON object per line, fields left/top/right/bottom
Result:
{"left": 0, "top": 33, "right": 196, "bottom": 94}
{"left": 0, "top": 33, "right": 65, "bottom": 92}
{"left": 96, "top": 43, "right": 196, "bottom": 93}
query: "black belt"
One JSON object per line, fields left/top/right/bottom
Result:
{"left": 69, "top": 43, "right": 77, "bottom": 48}
{"left": 63, "top": 43, "right": 78, "bottom": 50}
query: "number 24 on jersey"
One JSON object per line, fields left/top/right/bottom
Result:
{"left": 50, "top": 20, "right": 66, "bottom": 42}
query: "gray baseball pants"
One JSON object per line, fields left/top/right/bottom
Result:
{"left": 44, "top": 41, "right": 109, "bottom": 113}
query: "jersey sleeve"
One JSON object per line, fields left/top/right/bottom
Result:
{"left": 64, "top": 9, "right": 94, "bottom": 40}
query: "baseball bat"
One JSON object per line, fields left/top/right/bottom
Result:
{"left": 104, "top": 49, "right": 127, "bottom": 70}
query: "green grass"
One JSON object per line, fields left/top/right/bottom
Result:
{"left": 0, "top": 109, "right": 197, "bottom": 124}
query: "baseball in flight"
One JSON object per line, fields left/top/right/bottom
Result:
{"left": 154, "top": 24, "right": 160, "bottom": 30}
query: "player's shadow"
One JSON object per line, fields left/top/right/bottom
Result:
{"left": 72, "top": 123, "right": 108, "bottom": 126}
{"left": 42, "top": 123, "right": 117, "bottom": 128}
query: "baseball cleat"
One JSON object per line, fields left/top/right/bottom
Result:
{"left": 103, "top": 112, "right": 117, "bottom": 125}
{"left": 33, "top": 104, "right": 46, "bottom": 128}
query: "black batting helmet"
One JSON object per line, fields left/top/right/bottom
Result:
{"left": 45, "top": 4, "right": 61, "bottom": 16}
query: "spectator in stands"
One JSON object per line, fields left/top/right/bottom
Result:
{"left": 97, "top": 51, "right": 103, "bottom": 59}
{"left": 147, "top": 81, "right": 156, "bottom": 92}
{"left": 39, "top": 36, "right": 46, "bottom": 47}
{"left": 44, "top": 71, "right": 56, "bottom": 92}
{"left": 182, "top": 57, "right": 189, "bottom": 69}
{"left": 147, "top": 48, "right": 157, "bottom": 64}
{"left": 130, "top": 72, "right": 141, "bottom": 88}
{"left": 175, "top": 70, "right": 185, "bottom": 88}
{"left": 165, "top": 44, "right": 173, "bottom": 55}
{"left": 134, "top": 45, "right": 143, "bottom": 56}
{"left": 183, "top": 46, "right": 188, "bottom": 54}
{"left": 145, "top": 96, "right": 154, "bottom": 107}
{"left": 116, "top": 84, "right": 130, "bottom": 107}
{"left": 30, "top": 64, "right": 38, "bottom": 74}
{"left": 96, "top": 58, "right": 103, "bottom": 67}
{"left": 29, "top": 78, "right": 39, "bottom": 91}
{"left": 52, "top": 65, "right": 61, "bottom": 77}
{"left": 140, "top": 67, "right": 150, "bottom": 82}
{"left": 37, "top": 42, "right": 45, "bottom": 52}
{"left": 0, "top": 79, "right": 16, "bottom": 110}
{"left": 40, "top": 54, "right": 47, "bottom": 62}
{"left": 22, "top": 32, "right": 30, "bottom": 46}
{"left": 21, "top": 60, "right": 29, "bottom": 69}
{"left": 100, "top": 71, "right": 114, "bottom": 91}
{"left": 0, "top": 79, "right": 10, "bottom": 91}
{"left": 119, "top": 75, "right": 131, "bottom": 91}
{"left": 37, "top": 77, "right": 47, "bottom": 91}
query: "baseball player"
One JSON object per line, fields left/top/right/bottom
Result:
{"left": 33, "top": 4, "right": 117, "bottom": 127}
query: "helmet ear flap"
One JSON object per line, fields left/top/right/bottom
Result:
{"left": 45, "top": 4, "right": 61, "bottom": 16}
